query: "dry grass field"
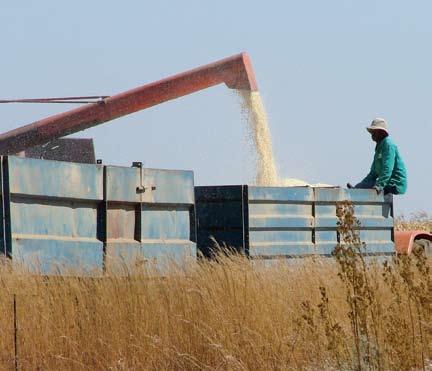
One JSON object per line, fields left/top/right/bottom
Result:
{"left": 395, "top": 211, "right": 432, "bottom": 232}
{"left": 0, "top": 206, "right": 430, "bottom": 370}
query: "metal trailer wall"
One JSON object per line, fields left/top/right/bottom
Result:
{"left": 195, "top": 185, "right": 394, "bottom": 259}
{"left": 0, "top": 156, "right": 196, "bottom": 274}
{"left": 104, "top": 165, "right": 196, "bottom": 273}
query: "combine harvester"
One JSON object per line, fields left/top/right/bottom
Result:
{"left": 0, "top": 52, "right": 428, "bottom": 273}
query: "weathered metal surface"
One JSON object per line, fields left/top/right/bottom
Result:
{"left": 195, "top": 186, "right": 316, "bottom": 258}
{"left": 394, "top": 230, "right": 432, "bottom": 254}
{"left": 196, "top": 185, "right": 395, "bottom": 259}
{"left": 314, "top": 188, "right": 394, "bottom": 256}
{"left": 0, "top": 53, "right": 258, "bottom": 154}
{"left": 4, "top": 156, "right": 104, "bottom": 273}
{"left": 0, "top": 156, "right": 196, "bottom": 274}
{"left": 104, "top": 165, "right": 196, "bottom": 273}
{"left": 7, "top": 156, "right": 102, "bottom": 200}
{"left": 106, "top": 166, "right": 194, "bottom": 204}
{"left": 248, "top": 186, "right": 314, "bottom": 258}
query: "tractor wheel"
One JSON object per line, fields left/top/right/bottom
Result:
{"left": 412, "top": 238, "right": 432, "bottom": 257}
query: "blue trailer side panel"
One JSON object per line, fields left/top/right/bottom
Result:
{"left": 6, "top": 156, "right": 104, "bottom": 274}
{"left": 105, "top": 166, "right": 196, "bottom": 272}
{"left": 3, "top": 157, "right": 197, "bottom": 274}
{"left": 314, "top": 188, "right": 394, "bottom": 255}
{"left": 195, "top": 185, "right": 395, "bottom": 259}
{"left": 248, "top": 186, "right": 315, "bottom": 257}
{"left": 8, "top": 156, "right": 102, "bottom": 199}
{"left": 106, "top": 167, "right": 194, "bottom": 204}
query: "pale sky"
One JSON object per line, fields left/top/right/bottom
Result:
{"left": 1, "top": 1, "right": 431, "bottom": 215}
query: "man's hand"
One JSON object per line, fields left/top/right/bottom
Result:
{"left": 372, "top": 185, "right": 382, "bottom": 194}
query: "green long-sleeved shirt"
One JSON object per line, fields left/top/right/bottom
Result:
{"left": 358, "top": 136, "right": 407, "bottom": 194}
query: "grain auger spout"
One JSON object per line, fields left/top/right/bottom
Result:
{"left": 0, "top": 52, "right": 258, "bottom": 154}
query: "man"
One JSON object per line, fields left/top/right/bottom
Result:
{"left": 348, "top": 118, "right": 407, "bottom": 195}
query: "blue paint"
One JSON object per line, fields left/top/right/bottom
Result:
{"left": 104, "top": 165, "right": 196, "bottom": 272}
{"left": 105, "top": 166, "right": 141, "bottom": 203}
{"left": 249, "top": 230, "right": 312, "bottom": 242}
{"left": 358, "top": 229, "right": 392, "bottom": 241}
{"left": 355, "top": 217, "right": 393, "bottom": 228}
{"left": 250, "top": 244, "right": 333, "bottom": 257}
{"left": 8, "top": 156, "right": 103, "bottom": 200}
{"left": 11, "top": 198, "right": 98, "bottom": 238}
{"left": 13, "top": 238, "right": 103, "bottom": 274}
{"left": 249, "top": 203, "right": 312, "bottom": 216}
{"left": 249, "top": 216, "right": 313, "bottom": 229}
{"left": 141, "top": 207, "right": 191, "bottom": 240}
{"left": 248, "top": 186, "right": 313, "bottom": 202}
{"left": 106, "top": 166, "right": 194, "bottom": 204}
{"left": 315, "top": 230, "right": 337, "bottom": 243}
{"left": 2, "top": 156, "right": 196, "bottom": 275}
{"left": 196, "top": 185, "right": 395, "bottom": 259}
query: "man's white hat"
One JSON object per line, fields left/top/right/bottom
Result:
{"left": 366, "top": 118, "right": 389, "bottom": 134}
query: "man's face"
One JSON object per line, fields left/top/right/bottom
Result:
{"left": 370, "top": 130, "right": 386, "bottom": 142}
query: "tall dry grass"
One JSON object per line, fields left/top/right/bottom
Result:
{"left": 0, "top": 208, "right": 430, "bottom": 370}
{"left": 395, "top": 211, "right": 432, "bottom": 232}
